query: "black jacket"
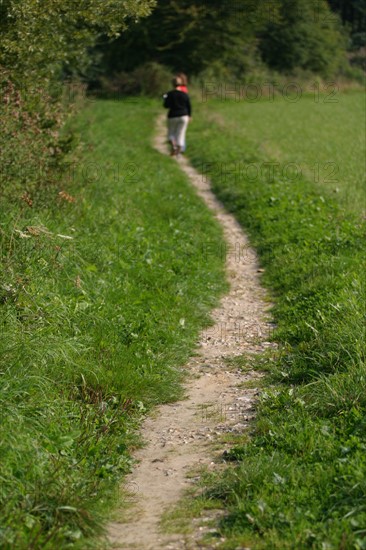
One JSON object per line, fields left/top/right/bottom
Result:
{"left": 163, "top": 89, "right": 191, "bottom": 118}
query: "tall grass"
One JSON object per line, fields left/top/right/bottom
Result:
{"left": 186, "top": 91, "right": 366, "bottom": 549}
{"left": 0, "top": 99, "right": 227, "bottom": 548}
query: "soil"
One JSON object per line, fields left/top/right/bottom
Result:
{"left": 107, "top": 116, "right": 275, "bottom": 549}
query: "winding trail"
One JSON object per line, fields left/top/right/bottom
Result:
{"left": 107, "top": 116, "right": 275, "bottom": 549}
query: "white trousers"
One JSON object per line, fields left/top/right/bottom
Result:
{"left": 167, "top": 115, "right": 189, "bottom": 148}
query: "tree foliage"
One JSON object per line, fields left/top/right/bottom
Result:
{"left": 259, "top": 0, "right": 346, "bottom": 75}
{"left": 0, "top": 0, "right": 155, "bottom": 203}
{"left": 96, "top": 0, "right": 347, "bottom": 80}
{"left": 328, "top": 0, "right": 366, "bottom": 49}
{"left": 98, "top": 0, "right": 274, "bottom": 77}
{"left": 328, "top": 0, "right": 366, "bottom": 33}
{"left": 0, "top": 0, "right": 156, "bottom": 82}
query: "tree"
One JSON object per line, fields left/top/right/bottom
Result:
{"left": 96, "top": 0, "right": 348, "bottom": 81}
{"left": 0, "top": 0, "right": 156, "bottom": 201}
{"left": 327, "top": 0, "right": 366, "bottom": 48}
{"left": 0, "top": 0, "right": 156, "bottom": 83}
{"left": 259, "top": 0, "right": 346, "bottom": 76}
{"left": 96, "top": 0, "right": 274, "bottom": 78}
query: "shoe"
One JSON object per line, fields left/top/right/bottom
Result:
{"left": 169, "top": 140, "right": 176, "bottom": 155}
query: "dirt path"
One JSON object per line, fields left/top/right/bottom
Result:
{"left": 107, "top": 116, "right": 274, "bottom": 549}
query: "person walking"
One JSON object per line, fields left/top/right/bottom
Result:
{"left": 176, "top": 72, "right": 189, "bottom": 94}
{"left": 176, "top": 73, "right": 189, "bottom": 152}
{"left": 163, "top": 76, "right": 191, "bottom": 157}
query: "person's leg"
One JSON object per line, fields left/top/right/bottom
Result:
{"left": 175, "top": 116, "right": 189, "bottom": 155}
{"left": 167, "top": 118, "right": 177, "bottom": 155}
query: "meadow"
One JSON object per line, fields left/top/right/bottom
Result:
{"left": 197, "top": 88, "right": 365, "bottom": 215}
{"left": 1, "top": 0, "right": 364, "bottom": 547}
{"left": 185, "top": 90, "right": 366, "bottom": 549}
{"left": 1, "top": 89, "right": 365, "bottom": 549}
{"left": 0, "top": 99, "right": 227, "bottom": 548}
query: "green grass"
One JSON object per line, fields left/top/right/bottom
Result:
{"left": 0, "top": 99, "right": 227, "bottom": 548}
{"left": 185, "top": 91, "right": 366, "bottom": 549}
{"left": 199, "top": 90, "right": 365, "bottom": 215}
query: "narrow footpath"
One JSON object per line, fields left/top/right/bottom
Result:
{"left": 107, "top": 116, "right": 275, "bottom": 549}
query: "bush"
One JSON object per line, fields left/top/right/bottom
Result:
{"left": 0, "top": 69, "right": 78, "bottom": 205}
{"left": 349, "top": 47, "right": 366, "bottom": 71}
{"left": 95, "top": 62, "right": 172, "bottom": 99}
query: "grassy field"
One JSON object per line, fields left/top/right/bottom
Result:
{"left": 0, "top": 99, "right": 227, "bottom": 548}
{"left": 1, "top": 90, "right": 364, "bottom": 549}
{"left": 185, "top": 91, "right": 366, "bottom": 549}
{"left": 196, "top": 90, "right": 365, "bottom": 216}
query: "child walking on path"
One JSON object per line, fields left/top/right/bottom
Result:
{"left": 163, "top": 76, "right": 191, "bottom": 157}
{"left": 176, "top": 73, "right": 189, "bottom": 152}
{"left": 176, "top": 72, "right": 189, "bottom": 94}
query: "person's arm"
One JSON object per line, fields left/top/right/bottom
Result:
{"left": 163, "top": 92, "right": 171, "bottom": 109}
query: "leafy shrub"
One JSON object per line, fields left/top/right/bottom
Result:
{"left": 96, "top": 62, "right": 172, "bottom": 98}
{"left": 0, "top": 70, "right": 68, "bottom": 203}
